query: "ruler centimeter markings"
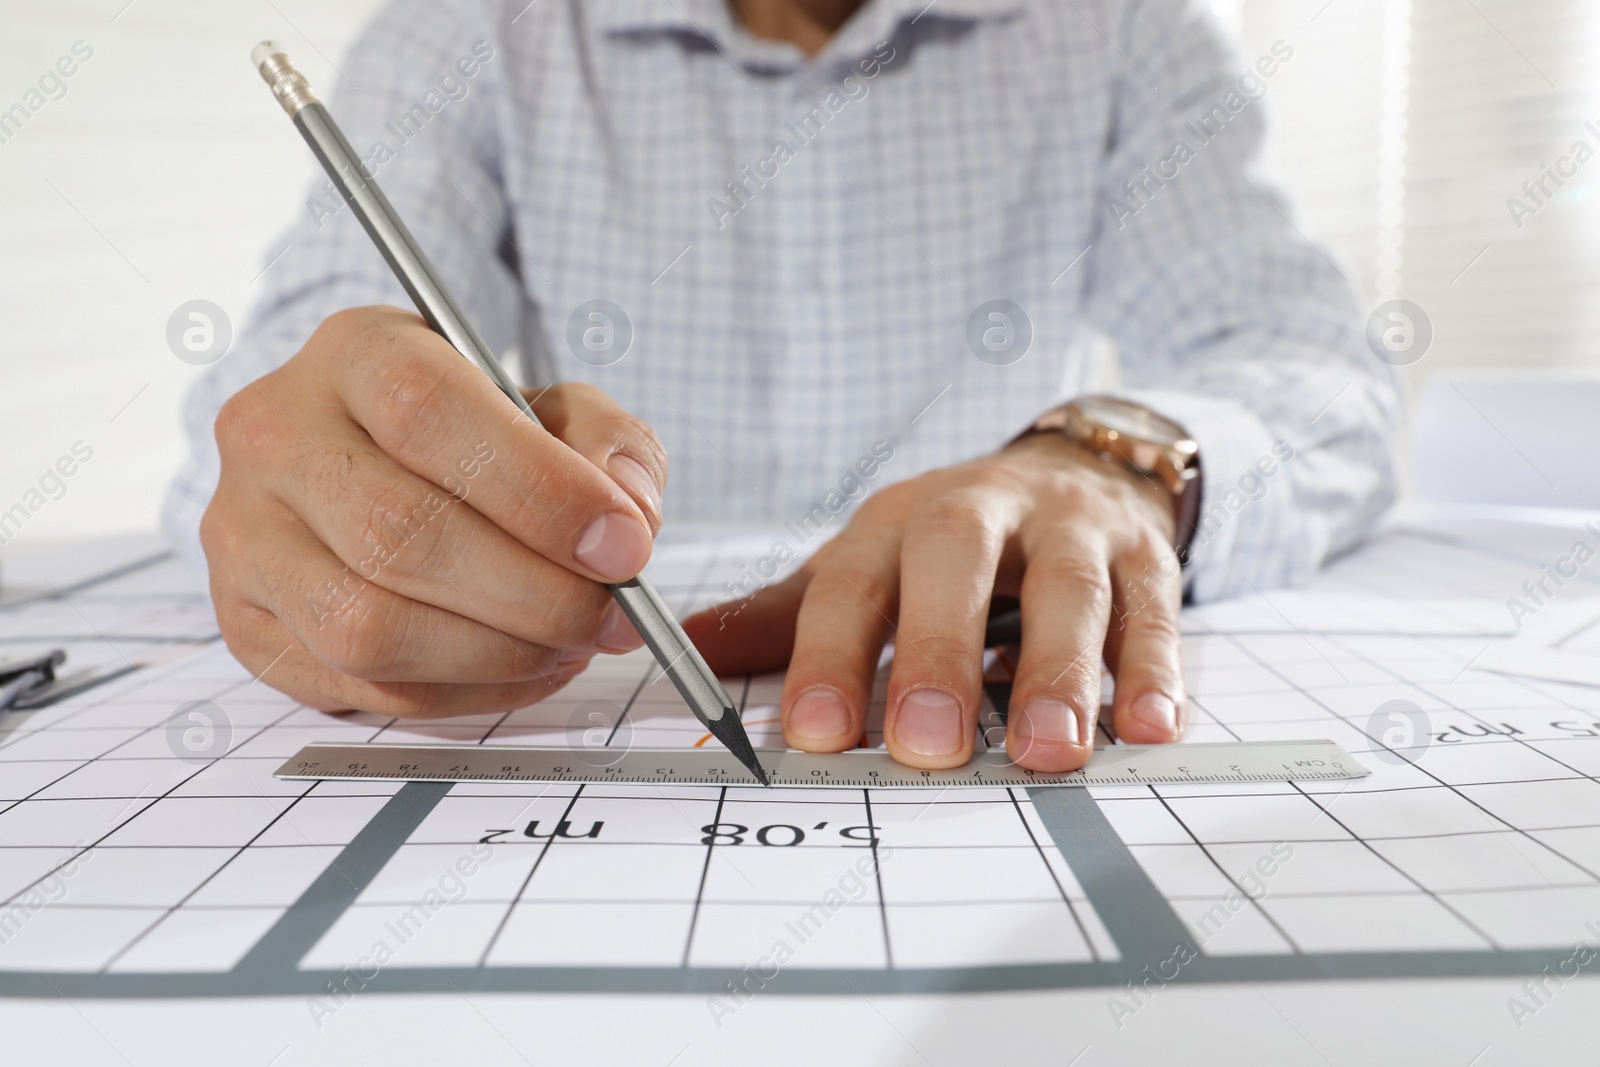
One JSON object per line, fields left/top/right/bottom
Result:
{"left": 274, "top": 740, "right": 1370, "bottom": 789}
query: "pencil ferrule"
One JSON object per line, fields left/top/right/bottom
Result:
{"left": 256, "top": 51, "right": 320, "bottom": 116}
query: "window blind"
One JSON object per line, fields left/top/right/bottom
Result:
{"left": 1220, "top": 0, "right": 1600, "bottom": 377}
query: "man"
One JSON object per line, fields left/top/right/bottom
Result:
{"left": 165, "top": 0, "right": 1399, "bottom": 773}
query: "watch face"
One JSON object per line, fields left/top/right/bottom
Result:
{"left": 1074, "top": 396, "right": 1185, "bottom": 446}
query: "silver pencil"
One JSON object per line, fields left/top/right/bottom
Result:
{"left": 250, "top": 42, "right": 768, "bottom": 785}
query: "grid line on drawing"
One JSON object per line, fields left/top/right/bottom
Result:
{"left": 1321, "top": 632, "right": 1600, "bottom": 883}
{"left": 0, "top": 651, "right": 338, "bottom": 972}
{"left": 971, "top": 696, "right": 1106, "bottom": 965}
{"left": 475, "top": 785, "right": 591, "bottom": 967}
{"left": 0, "top": 669, "right": 305, "bottom": 905}
{"left": 96, "top": 776, "right": 326, "bottom": 973}
{"left": 863, "top": 789, "right": 893, "bottom": 969}
{"left": 1288, "top": 782, "right": 1501, "bottom": 949}
{"left": 1145, "top": 783, "right": 1302, "bottom": 954}
{"left": 679, "top": 786, "right": 728, "bottom": 968}
{"left": 1250, "top": 628, "right": 1541, "bottom": 952}
{"left": 1362, "top": 635, "right": 1600, "bottom": 883}
{"left": 1007, "top": 788, "right": 1098, "bottom": 962}
{"left": 1146, "top": 618, "right": 1600, "bottom": 955}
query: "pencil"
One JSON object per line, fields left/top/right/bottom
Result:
{"left": 249, "top": 42, "right": 769, "bottom": 786}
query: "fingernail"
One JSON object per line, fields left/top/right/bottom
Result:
{"left": 1017, "top": 699, "right": 1080, "bottom": 747}
{"left": 597, "top": 601, "right": 644, "bottom": 652}
{"left": 789, "top": 688, "right": 851, "bottom": 743}
{"left": 1129, "top": 692, "right": 1179, "bottom": 737}
{"left": 574, "top": 512, "right": 651, "bottom": 580}
{"left": 608, "top": 454, "right": 662, "bottom": 517}
{"left": 895, "top": 688, "right": 964, "bottom": 757}
{"left": 557, "top": 648, "right": 591, "bottom": 665}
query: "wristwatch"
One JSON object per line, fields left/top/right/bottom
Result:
{"left": 1015, "top": 395, "right": 1203, "bottom": 565}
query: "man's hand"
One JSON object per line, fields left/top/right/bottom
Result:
{"left": 684, "top": 433, "right": 1185, "bottom": 771}
{"left": 201, "top": 306, "right": 666, "bottom": 717}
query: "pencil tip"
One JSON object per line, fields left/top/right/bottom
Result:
{"left": 709, "top": 708, "right": 769, "bottom": 785}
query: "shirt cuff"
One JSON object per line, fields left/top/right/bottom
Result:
{"left": 1110, "top": 387, "right": 1291, "bottom": 603}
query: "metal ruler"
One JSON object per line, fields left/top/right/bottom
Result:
{"left": 275, "top": 739, "right": 1369, "bottom": 789}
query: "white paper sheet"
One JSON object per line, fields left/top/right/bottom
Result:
{"left": 1, "top": 526, "right": 1597, "bottom": 1001}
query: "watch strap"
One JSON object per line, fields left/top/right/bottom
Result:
{"left": 1173, "top": 466, "right": 1202, "bottom": 567}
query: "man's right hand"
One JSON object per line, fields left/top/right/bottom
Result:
{"left": 200, "top": 306, "right": 667, "bottom": 717}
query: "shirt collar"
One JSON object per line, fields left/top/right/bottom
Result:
{"left": 588, "top": 0, "right": 1026, "bottom": 66}
{"left": 586, "top": 0, "right": 732, "bottom": 38}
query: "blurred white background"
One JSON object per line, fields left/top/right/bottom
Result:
{"left": 0, "top": 0, "right": 1596, "bottom": 558}
{"left": 0, "top": 0, "right": 387, "bottom": 560}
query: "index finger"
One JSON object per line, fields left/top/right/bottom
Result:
{"left": 323, "top": 308, "right": 654, "bottom": 584}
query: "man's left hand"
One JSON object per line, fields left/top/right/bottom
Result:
{"left": 683, "top": 433, "right": 1187, "bottom": 771}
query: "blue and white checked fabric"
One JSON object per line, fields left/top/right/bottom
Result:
{"left": 164, "top": 0, "right": 1401, "bottom": 603}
